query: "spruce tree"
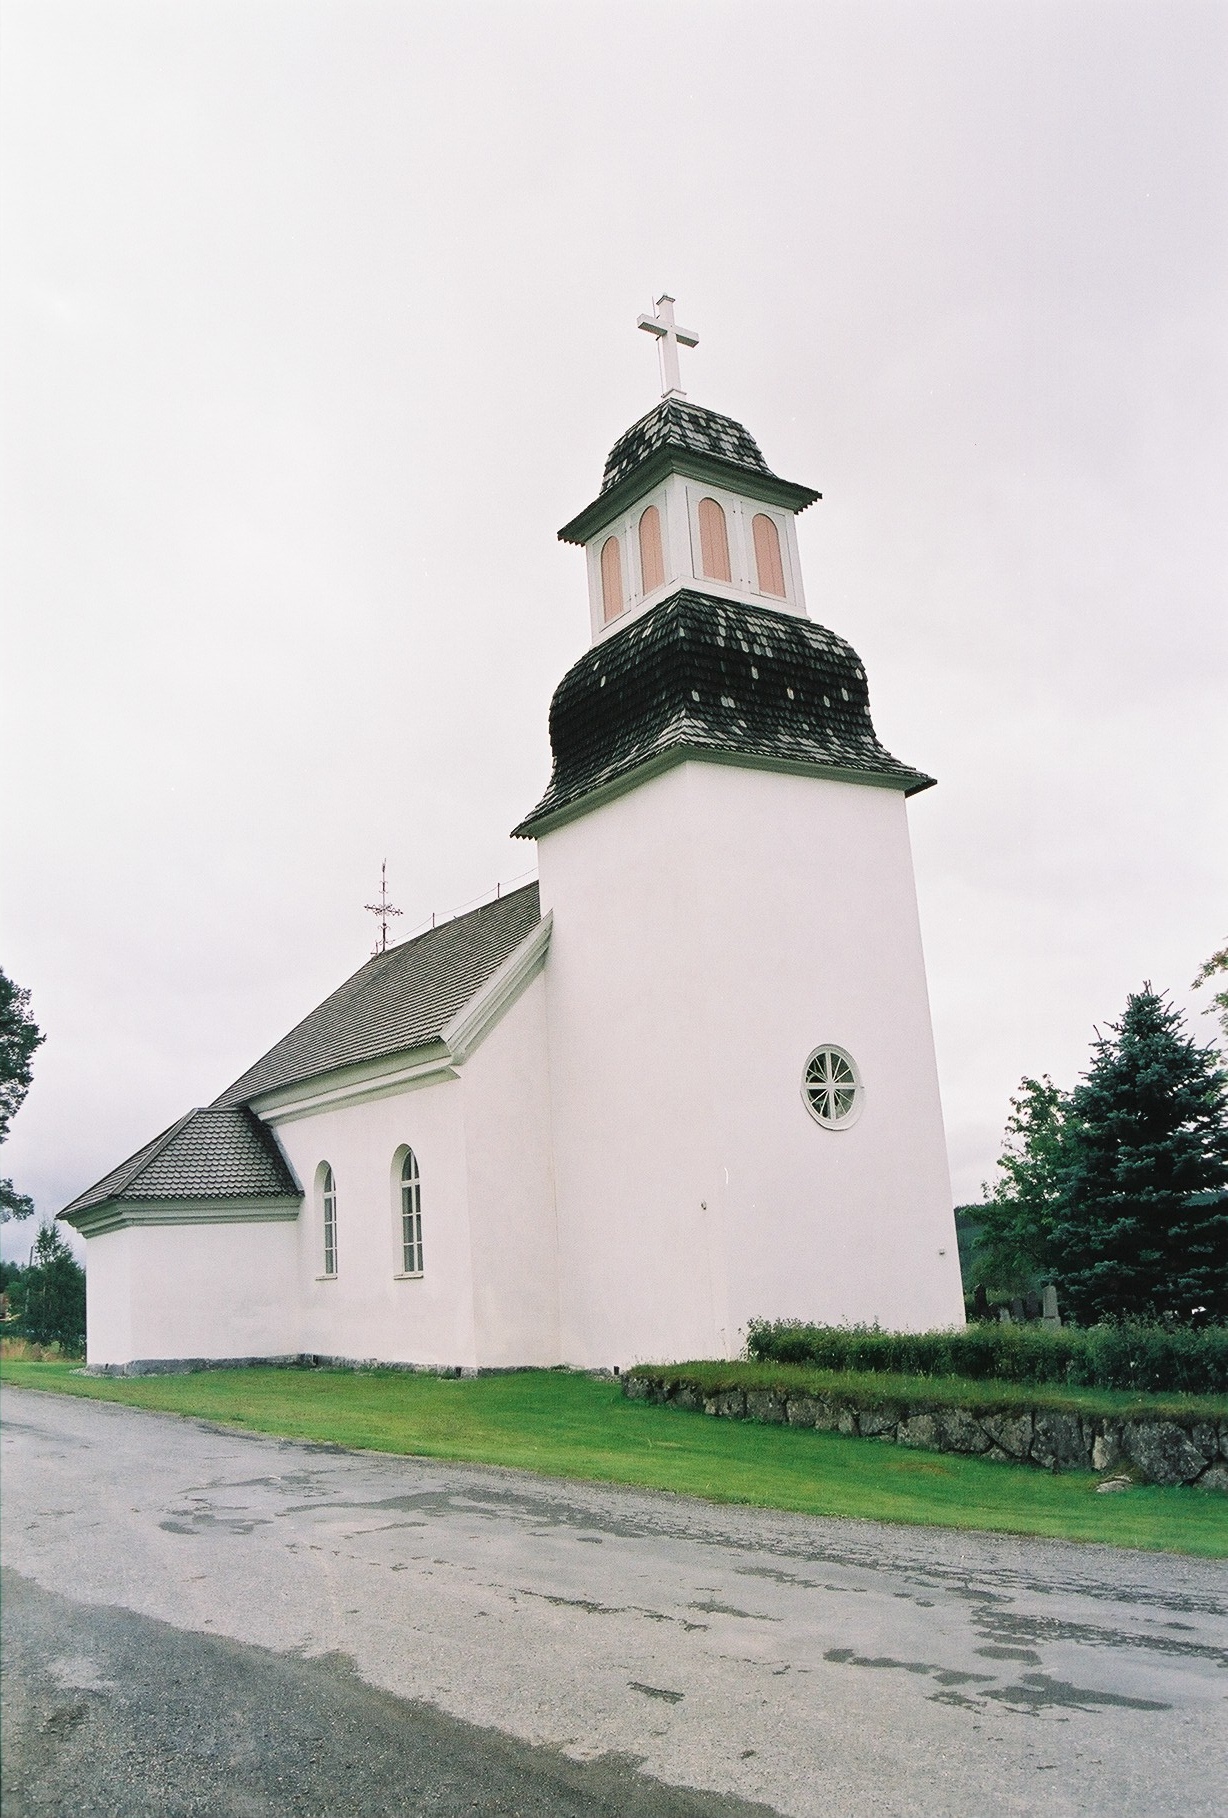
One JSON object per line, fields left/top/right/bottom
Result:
{"left": 1051, "top": 986, "right": 1228, "bottom": 1323}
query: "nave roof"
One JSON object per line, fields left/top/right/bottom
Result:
{"left": 212, "top": 882, "right": 542, "bottom": 1109}
{"left": 61, "top": 884, "right": 543, "bottom": 1225}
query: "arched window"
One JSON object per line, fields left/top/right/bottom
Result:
{"left": 752, "top": 513, "right": 786, "bottom": 597}
{"left": 600, "top": 536, "right": 623, "bottom": 623}
{"left": 638, "top": 505, "right": 665, "bottom": 595}
{"left": 399, "top": 1149, "right": 424, "bottom": 1275}
{"left": 320, "top": 1164, "right": 338, "bottom": 1276}
{"left": 697, "top": 497, "right": 731, "bottom": 583}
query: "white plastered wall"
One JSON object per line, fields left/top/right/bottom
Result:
{"left": 459, "top": 971, "right": 560, "bottom": 1366}
{"left": 269, "top": 1071, "right": 480, "bottom": 1368}
{"left": 80, "top": 962, "right": 559, "bottom": 1371}
{"left": 264, "top": 969, "right": 558, "bottom": 1369}
{"left": 536, "top": 758, "right": 965, "bottom": 1367}
{"left": 83, "top": 1220, "right": 300, "bottom": 1367}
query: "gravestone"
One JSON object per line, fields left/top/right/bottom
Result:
{"left": 1042, "top": 1283, "right": 1061, "bottom": 1328}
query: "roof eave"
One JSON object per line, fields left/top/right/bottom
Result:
{"left": 558, "top": 450, "right": 821, "bottom": 546}
{"left": 62, "top": 1193, "right": 304, "bottom": 1239}
{"left": 514, "top": 746, "right": 934, "bottom": 840}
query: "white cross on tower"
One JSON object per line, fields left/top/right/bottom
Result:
{"left": 637, "top": 294, "right": 699, "bottom": 400}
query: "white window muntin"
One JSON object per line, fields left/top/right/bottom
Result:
{"left": 397, "top": 1147, "right": 424, "bottom": 1277}
{"left": 683, "top": 483, "right": 797, "bottom": 607}
{"left": 586, "top": 482, "right": 672, "bottom": 639}
{"left": 802, "top": 1046, "right": 864, "bottom": 1130}
{"left": 319, "top": 1162, "right": 338, "bottom": 1277}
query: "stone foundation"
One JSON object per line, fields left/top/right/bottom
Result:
{"left": 623, "top": 1374, "right": 1228, "bottom": 1490}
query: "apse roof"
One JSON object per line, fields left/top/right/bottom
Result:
{"left": 513, "top": 591, "right": 933, "bottom": 837}
{"left": 213, "top": 883, "right": 542, "bottom": 1108}
{"left": 61, "top": 1105, "right": 300, "bottom": 1218}
{"left": 558, "top": 399, "right": 820, "bottom": 545}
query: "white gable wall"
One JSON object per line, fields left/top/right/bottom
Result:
{"left": 459, "top": 969, "right": 560, "bottom": 1366}
{"left": 537, "top": 757, "right": 965, "bottom": 1368}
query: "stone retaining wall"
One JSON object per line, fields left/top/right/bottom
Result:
{"left": 623, "top": 1374, "right": 1228, "bottom": 1491}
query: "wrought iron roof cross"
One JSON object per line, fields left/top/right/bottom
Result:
{"left": 637, "top": 293, "right": 698, "bottom": 399}
{"left": 365, "top": 860, "right": 403, "bottom": 956}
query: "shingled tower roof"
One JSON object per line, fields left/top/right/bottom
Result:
{"left": 514, "top": 592, "right": 932, "bottom": 838}
{"left": 558, "top": 398, "right": 819, "bottom": 546}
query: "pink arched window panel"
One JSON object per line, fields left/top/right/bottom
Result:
{"left": 600, "top": 536, "right": 623, "bottom": 623}
{"left": 752, "top": 513, "right": 786, "bottom": 597}
{"left": 697, "top": 497, "right": 731, "bottom": 583}
{"left": 638, "top": 506, "right": 665, "bottom": 594}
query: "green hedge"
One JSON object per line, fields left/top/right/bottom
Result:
{"left": 744, "top": 1319, "right": 1228, "bottom": 1395}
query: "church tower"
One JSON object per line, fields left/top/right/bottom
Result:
{"left": 516, "top": 298, "right": 965, "bottom": 1363}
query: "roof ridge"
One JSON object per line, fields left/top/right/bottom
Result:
{"left": 210, "top": 881, "right": 543, "bottom": 1110}
{"left": 60, "top": 1106, "right": 199, "bottom": 1217}
{"left": 109, "top": 1108, "right": 198, "bottom": 1196}
{"left": 61, "top": 1102, "right": 302, "bottom": 1225}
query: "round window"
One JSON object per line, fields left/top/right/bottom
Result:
{"left": 802, "top": 1046, "right": 863, "bottom": 1129}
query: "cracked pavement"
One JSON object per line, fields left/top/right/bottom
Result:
{"left": 2, "top": 1386, "right": 1226, "bottom": 1815}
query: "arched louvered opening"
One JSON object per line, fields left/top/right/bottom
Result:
{"left": 600, "top": 536, "right": 624, "bottom": 623}
{"left": 752, "top": 513, "right": 786, "bottom": 598}
{"left": 638, "top": 505, "right": 665, "bottom": 594}
{"left": 697, "top": 497, "right": 731, "bottom": 583}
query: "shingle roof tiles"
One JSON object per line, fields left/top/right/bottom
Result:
{"left": 212, "top": 883, "right": 542, "bottom": 1108}
{"left": 600, "top": 398, "right": 774, "bottom": 494}
{"left": 513, "top": 592, "right": 932, "bottom": 836}
{"left": 61, "top": 1105, "right": 299, "bottom": 1217}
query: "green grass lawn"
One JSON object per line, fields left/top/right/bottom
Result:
{"left": 3, "top": 1360, "right": 1226, "bottom": 1558}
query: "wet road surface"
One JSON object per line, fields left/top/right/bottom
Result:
{"left": 2, "top": 1386, "right": 1225, "bottom": 1815}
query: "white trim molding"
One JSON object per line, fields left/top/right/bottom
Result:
{"left": 64, "top": 1194, "right": 303, "bottom": 1239}
{"left": 251, "top": 914, "right": 553, "bottom": 1125}
{"left": 442, "top": 911, "right": 552, "bottom": 1064}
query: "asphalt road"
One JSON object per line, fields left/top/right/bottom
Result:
{"left": 2, "top": 1386, "right": 1225, "bottom": 1818}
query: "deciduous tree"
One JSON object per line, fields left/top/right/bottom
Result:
{"left": 974, "top": 1075, "right": 1070, "bottom": 1294}
{"left": 1192, "top": 941, "right": 1228, "bottom": 1049}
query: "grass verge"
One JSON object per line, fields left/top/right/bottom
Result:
{"left": 2, "top": 1360, "right": 1226, "bottom": 1558}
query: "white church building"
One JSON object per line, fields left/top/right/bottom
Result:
{"left": 64, "top": 300, "right": 966, "bottom": 1371}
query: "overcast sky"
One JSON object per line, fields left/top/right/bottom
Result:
{"left": 3, "top": 0, "right": 1226, "bottom": 1262}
